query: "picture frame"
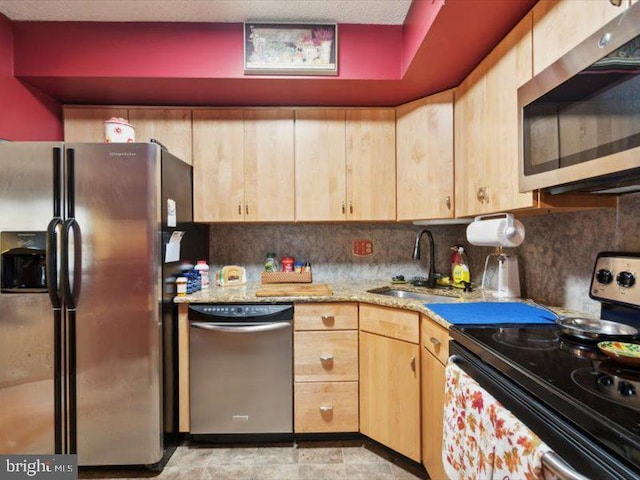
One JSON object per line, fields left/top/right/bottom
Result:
{"left": 244, "top": 23, "right": 338, "bottom": 76}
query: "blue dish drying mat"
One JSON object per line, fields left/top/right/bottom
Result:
{"left": 426, "top": 302, "right": 558, "bottom": 325}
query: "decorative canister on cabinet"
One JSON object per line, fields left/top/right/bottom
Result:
{"left": 104, "top": 117, "right": 135, "bottom": 143}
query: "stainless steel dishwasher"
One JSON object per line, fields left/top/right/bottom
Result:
{"left": 188, "top": 303, "right": 293, "bottom": 439}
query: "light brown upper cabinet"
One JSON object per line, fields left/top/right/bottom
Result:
{"left": 63, "top": 107, "right": 128, "bottom": 142}
{"left": 128, "top": 108, "right": 193, "bottom": 165}
{"left": 455, "top": 13, "right": 534, "bottom": 217}
{"left": 294, "top": 109, "right": 396, "bottom": 222}
{"left": 345, "top": 109, "right": 396, "bottom": 221}
{"left": 396, "top": 91, "right": 454, "bottom": 220}
{"left": 243, "top": 110, "right": 295, "bottom": 222}
{"left": 193, "top": 109, "right": 295, "bottom": 222}
{"left": 532, "top": 0, "right": 629, "bottom": 76}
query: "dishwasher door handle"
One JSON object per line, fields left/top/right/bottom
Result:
{"left": 191, "top": 321, "right": 291, "bottom": 333}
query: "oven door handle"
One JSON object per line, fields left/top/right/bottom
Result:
{"left": 542, "top": 452, "right": 590, "bottom": 480}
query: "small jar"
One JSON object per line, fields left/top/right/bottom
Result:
{"left": 281, "top": 257, "right": 294, "bottom": 272}
{"left": 176, "top": 277, "right": 187, "bottom": 297}
{"left": 265, "top": 252, "right": 278, "bottom": 272}
{"left": 294, "top": 261, "right": 304, "bottom": 273}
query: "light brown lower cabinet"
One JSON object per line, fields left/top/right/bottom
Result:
{"left": 421, "top": 315, "right": 450, "bottom": 480}
{"left": 294, "top": 381, "right": 359, "bottom": 433}
{"left": 359, "top": 330, "right": 421, "bottom": 462}
{"left": 421, "top": 346, "right": 447, "bottom": 480}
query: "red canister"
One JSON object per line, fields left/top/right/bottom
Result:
{"left": 281, "top": 257, "right": 294, "bottom": 272}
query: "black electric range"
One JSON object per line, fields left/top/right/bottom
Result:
{"left": 449, "top": 252, "right": 640, "bottom": 479}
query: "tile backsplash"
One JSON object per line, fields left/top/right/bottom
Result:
{"left": 208, "top": 193, "right": 639, "bottom": 316}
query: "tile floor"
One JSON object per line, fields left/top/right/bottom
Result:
{"left": 78, "top": 439, "right": 429, "bottom": 480}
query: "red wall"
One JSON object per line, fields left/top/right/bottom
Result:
{"left": 0, "top": 14, "right": 62, "bottom": 140}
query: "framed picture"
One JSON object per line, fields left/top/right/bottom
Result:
{"left": 244, "top": 23, "right": 338, "bottom": 75}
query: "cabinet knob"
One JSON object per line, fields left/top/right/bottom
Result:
{"left": 321, "top": 315, "right": 335, "bottom": 324}
{"left": 320, "top": 355, "right": 334, "bottom": 362}
{"left": 430, "top": 337, "right": 441, "bottom": 347}
{"left": 446, "top": 195, "right": 451, "bottom": 210}
{"left": 319, "top": 405, "right": 333, "bottom": 413}
{"left": 477, "top": 186, "right": 489, "bottom": 204}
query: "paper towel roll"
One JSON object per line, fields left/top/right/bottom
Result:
{"left": 466, "top": 214, "right": 525, "bottom": 247}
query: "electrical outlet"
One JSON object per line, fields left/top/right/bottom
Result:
{"left": 353, "top": 239, "right": 373, "bottom": 256}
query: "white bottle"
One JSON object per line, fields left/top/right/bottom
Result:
{"left": 195, "top": 260, "right": 210, "bottom": 289}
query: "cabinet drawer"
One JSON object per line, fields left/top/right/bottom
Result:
{"left": 359, "top": 304, "right": 419, "bottom": 344}
{"left": 294, "top": 381, "right": 359, "bottom": 433}
{"left": 294, "top": 302, "right": 358, "bottom": 330}
{"left": 421, "top": 314, "right": 449, "bottom": 365}
{"left": 294, "top": 331, "right": 358, "bottom": 382}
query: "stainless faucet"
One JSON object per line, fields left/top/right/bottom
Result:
{"left": 412, "top": 229, "right": 435, "bottom": 288}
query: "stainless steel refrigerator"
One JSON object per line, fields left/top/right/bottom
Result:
{"left": 0, "top": 142, "right": 205, "bottom": 467}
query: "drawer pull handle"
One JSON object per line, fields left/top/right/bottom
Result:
{"left": 319, "top": 405, "right": 333, "bottom": 413}
{"left": 320, "top": 355, "right": 334, "bottom": 362}
{"left": 430, "top": 337, "right": 441, "bottom": 346}
{"left": 321, "top": 315, "right": 335, "bottom": 324}
{"left": 411, "top": 356, "right": 416, "bottom": 372}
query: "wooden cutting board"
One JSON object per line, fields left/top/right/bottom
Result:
{"left": 255, "top": 283, "right": 333, "bottom": 297}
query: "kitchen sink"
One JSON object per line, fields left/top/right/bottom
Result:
{"left": 366, "top": 287, "right": 461, "bottom": 303}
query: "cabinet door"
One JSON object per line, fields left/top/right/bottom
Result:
{"left": 421, "top": 346, "right": 447, "bottom": 480}
{"left": 128, "top": 108, "right": 192, "bottom": 165}
{"left": 396, "top": 91, "right": 454, "bottom": 220}
{"left": 244, "top": 110, "right": 295, "bottom": 222}
{"left": 294, "top": 109, "right": 346, "bottom": 221}
{"left": 532, "top": 0, "right": 627, "bottom": 76}
{"left": 63, "top": 107, "right": 128, "bottom": 142}
{"left": 455, "top": 14, "right": 535, "bottom": 217}
{"left": 192, "top": 110, "right": 244, "bottom": 222}
{"left": 346, "top": 109, "right": 396, "bottom": 221}
{"left": 359, "top": 331, "right": 420, "bottom": 462}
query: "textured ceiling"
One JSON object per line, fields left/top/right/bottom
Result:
{"left": 0, "top": 0, "right": 413, "bottom": 24}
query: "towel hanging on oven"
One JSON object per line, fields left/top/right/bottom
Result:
{"left": 443, "top": 359, "right": 552, "bottom": 480}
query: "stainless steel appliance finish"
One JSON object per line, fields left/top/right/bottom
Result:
{"left": 0, "top": 142, "right": 201, "bottom": 467}
{"left": 189, "top": 304, "right": 293, "bottom": 436}
{"left": 518, "top": 2, "right": 640, "bottom": 194}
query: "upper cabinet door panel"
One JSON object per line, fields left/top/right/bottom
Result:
{"left": 294, "top": 109, "right": 347, "bottom": 222}
{"left": 192, "top": 110, "right": 245, "bottom": 222}
{"left": 63, "top": 107, "right": 128, "bottom": 143}
{"left": 532, "top": 0, "right": 627, "bottom": 75}
{"left": 396, "top": 92, "right": 454, "bottom": 221}
{"left": 345, "top": 109, "right": 396, "bottom": 221}
{"left": 243, "top": 110, "right": 295, "bottom": 222}
{"left": 128, "top": 108, "right": 193, "bottom": 165}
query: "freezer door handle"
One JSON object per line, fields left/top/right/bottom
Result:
{"left": 190, "top": 321, "right": 291, "bottom": 333}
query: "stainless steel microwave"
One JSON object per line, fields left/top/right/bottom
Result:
{"left": 518, "top": 2, "right": 640, "bottom": 194}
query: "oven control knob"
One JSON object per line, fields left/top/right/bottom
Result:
{"left": 616, "top": 271, "right": 636, "bottom": 289}
{"left": 618, "top": 381, "right": 636, "bottom": 397}
{"left": 596, "top": 269, "right": 613, "bottom": 285}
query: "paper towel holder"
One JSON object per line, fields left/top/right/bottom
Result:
{"left": 466, "top": 213, "right": 525, "bottom": 298}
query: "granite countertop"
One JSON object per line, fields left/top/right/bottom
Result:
{"left": 175, "top": 281, "right": 581, "bottom": 329}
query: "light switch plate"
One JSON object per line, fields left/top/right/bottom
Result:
{"left": 353, "top": 239, "right": 373, "bottom": 256}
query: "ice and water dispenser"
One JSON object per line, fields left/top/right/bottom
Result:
{"left": 0, "top": 231, "right": 47, "bottom": 293}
